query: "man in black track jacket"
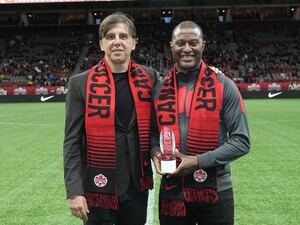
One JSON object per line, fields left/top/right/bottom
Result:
{"left": 151, "top": 21, "right": 250, "bottom": 225}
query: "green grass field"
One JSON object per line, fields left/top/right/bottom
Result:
{"left": 0, "top": 99, "right": 299, "bottom": 225}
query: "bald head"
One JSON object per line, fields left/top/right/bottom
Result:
{"left": 170, "top": 21, "right": 206, "bottom": 73}
{"left": 172, "top": 21, "right": 203, "bottom": 41}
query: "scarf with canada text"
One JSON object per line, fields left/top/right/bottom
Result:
{"left": 155, "top": 60, "right": 224, "bottom": 217}
{"left": 85, "top": 59, "right": 153, "bottom": 210}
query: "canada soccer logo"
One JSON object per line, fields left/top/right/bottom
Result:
{"left": 94, "top": 174, "right": 108, "bottom": 188}
{"left": 193, "top": 169, "right": 207, "bottom": 183}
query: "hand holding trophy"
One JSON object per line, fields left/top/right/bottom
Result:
{"left": 160, "top": 126, "right": 176, "bottom": 173}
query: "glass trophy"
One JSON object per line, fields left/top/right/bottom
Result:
{"left": 160, "top": 126, "right": 176, "bottom": 173}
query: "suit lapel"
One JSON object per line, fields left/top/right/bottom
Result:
{"left": 127, "top": 109, "right": 137, "bottom": 131}
{"left": 115, "top": 109, "right": 137, "bottom": 132}
{"left": 115, "top": 114, "right": 126, "bottom": 132}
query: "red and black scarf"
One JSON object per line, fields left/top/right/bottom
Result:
{"left": 85, "top": 59, "right": 153, "bottom": 210}
{"left": 155, "top": 60, "right": 224, "bottom": 217}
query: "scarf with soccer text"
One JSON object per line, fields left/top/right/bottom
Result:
{"left": 155, "top": 60, "right": 223, "bottom": 217}
{"left": 85, "top": 59, "right": 153, "bottom": 209}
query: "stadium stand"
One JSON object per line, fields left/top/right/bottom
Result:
{"left": 0, "top": 1, "right": 299, "bottom": 96}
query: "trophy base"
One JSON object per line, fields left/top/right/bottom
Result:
{"left": 161, "top": 160, "right": 176, "bottom": 174}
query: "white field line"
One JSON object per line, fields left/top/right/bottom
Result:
{"left": 251, "top": 119, "right": 300, "bottom": 124}
{"left": 146, "top": 162, "right": 157, "bottom": 225}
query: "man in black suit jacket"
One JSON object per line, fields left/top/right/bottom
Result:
{"left": 64, "top": 12, "right": 159, "bottom": 225}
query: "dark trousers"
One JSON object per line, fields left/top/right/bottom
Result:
{"left": 159, "top": 188, "right": 234, "bottom": 225}
{"left": 84, "top": 186, "right": 148, "bottom": 225}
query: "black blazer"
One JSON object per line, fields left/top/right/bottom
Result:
{"left": 63, "top": 64, "right": 159, "bottom": 198}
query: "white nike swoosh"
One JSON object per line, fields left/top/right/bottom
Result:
{"left": 268, "top": 92, "right": 282, "bottom": 98}
{"left": 40, "top": 95, "right": 54, "bottom": 102}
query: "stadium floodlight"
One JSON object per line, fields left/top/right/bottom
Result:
{"left": 161, "top": 9, "right": 172, "bottom": 24}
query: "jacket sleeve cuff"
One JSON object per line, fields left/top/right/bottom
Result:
{"left": 151, "top": 146, "right": 160, "bottom": 158}
{"left": 65, "top": 185, "right": 85, "bottom": 199}
{"left": 197, "top": 152, "right": 213, "bottom": 169}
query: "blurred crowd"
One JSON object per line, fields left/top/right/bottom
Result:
{"left": 0, "top": 21, "right": 299, "bottom": 88}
